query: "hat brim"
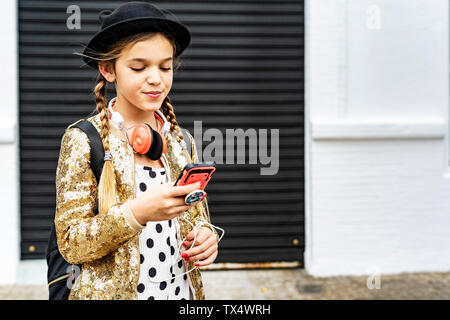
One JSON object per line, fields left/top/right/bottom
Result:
{"left": 82, "top": 17, "right": 191, "bottom": 69}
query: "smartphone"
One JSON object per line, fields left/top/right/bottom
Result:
{"left": 174, "top": 162, "right": 216, "bottom": 189}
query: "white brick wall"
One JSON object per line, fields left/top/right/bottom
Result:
{"left": 0, "top": 0, "right": 19, "bottom": 284}
{"left": 305, "top": 0, "right": 450, "bottom": 276}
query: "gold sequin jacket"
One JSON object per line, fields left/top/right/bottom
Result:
{"left": 54, "top": 111, "right": 215, "bottom": 300}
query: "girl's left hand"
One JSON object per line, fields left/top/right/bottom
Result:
{"left": 181, "top": 227, "right": 218, "bottom": 267}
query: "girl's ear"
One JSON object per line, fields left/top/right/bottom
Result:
{"left": 98, "top": 61, "right": 116, "bottom": 83}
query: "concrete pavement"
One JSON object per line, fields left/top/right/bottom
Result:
{"left": 1, "top": 267, "right": 449, "bottom": 300}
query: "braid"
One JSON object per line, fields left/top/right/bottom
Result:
{"left": 95, "top": 74, "right": 111, "bottom": 150}
{"left": 94, "top": 73, "right": 117, "bottom": 215}
{"left": 161, "top": 96, "right": 184, "bottom": 143}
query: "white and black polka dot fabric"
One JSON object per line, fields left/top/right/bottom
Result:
{"left": 135, "top": 164, "right": 191, "bottom": 300}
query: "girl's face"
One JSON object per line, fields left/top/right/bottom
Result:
{"left": 100, "top": 33, "right": 174, "bottom": 117}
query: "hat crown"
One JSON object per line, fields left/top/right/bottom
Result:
{"left": 82, "top": 1, "right": 191, "bottom": 69}
{"left": 99, "top": 2, "right": 167, "bottom": 30}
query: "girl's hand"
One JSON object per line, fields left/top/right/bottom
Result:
{"left": 181, "top": 227, "right": 218, "bottom": 267}
{"left": 130, "top": 181, "right": 202, "bottom": 224}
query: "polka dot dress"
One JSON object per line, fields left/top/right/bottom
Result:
{"left": 135, "top": 164, "right": 191, "bottom": 300}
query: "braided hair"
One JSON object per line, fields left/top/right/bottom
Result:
{"left": 93, "top": 72, "right": 118, "bottom": 215}
{"left": 160, "top": 95, "right": 184, "bottom": 144}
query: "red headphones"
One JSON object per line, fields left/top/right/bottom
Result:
{"left": 107, "top": 100, "right": 167, "bottom": 160}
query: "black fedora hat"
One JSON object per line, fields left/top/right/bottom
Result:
{"left": 82, "top": 1, "right": 191, "bottom": 69}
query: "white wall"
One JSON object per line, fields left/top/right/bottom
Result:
{"left": 0, "top": 0, "right": 19, "bottom": 284}
{"left": 305, "top": 0, "right": 450, "bottom": 276}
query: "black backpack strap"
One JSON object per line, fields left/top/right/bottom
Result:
{"left": 68, "top": 119, "right": 105, "bottom": 184}
{"left": 46, "top": 119, "right": 104, "bottom": 297}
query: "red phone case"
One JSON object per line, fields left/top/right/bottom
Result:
{"left": 174, "top": 162, "right": 216, "bottom": 189}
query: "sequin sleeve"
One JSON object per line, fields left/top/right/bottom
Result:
{"left": 54, "top": 128, "right": 140, "bottom": 265}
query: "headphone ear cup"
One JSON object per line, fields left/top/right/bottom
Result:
{"left": 130, "top": 124, "right": 152, "bottom": 154}
{"left": 156, "top": 130, "right": 167, "bottom": 155}
{"left": 145, "top": 124, "right": 166, "bottom": 160}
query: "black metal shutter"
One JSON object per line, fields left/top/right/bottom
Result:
{"left": 19, "top": 0, "right": 304, "bottom": 264}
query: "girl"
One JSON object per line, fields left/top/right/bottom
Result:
{"left": 55, "top": 2, "right": 220, "bottom": 300}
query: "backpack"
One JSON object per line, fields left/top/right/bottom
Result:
{"left": 46, "top": 119, "right": 192, "bottom": 300}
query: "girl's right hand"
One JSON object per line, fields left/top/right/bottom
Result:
{"left": 130, "top": 181, "right": 202, "bottom": 225}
